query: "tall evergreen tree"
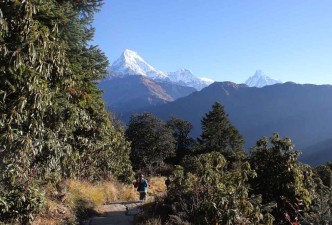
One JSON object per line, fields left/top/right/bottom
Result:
{"left": 198, "top": 102, "right": 244, "bottom": 158}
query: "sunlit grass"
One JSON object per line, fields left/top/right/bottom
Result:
{"left": 34, "top": 177, "right": 167, "bottom": 224}
{"left": 148, "top": 176, "right": 167, "bottom": 197}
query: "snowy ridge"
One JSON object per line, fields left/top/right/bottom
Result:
{"left": 110, "top": 49, "right": 167, "bottom": 80}
{"left": 167, "top": 68, "right": 214, "bottom": 91}
{"left": 109, "top": 49, "right": 214, "bottom": 90}
{"left": 245, "top": 70, "right": 282, "bottom": 88}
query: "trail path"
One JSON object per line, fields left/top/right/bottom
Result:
{"left": 82, "top": 201, "right": 142, "bottom": 225}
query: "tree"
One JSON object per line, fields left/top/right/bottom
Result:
{"left": 126, "top": 113, "right": 176, "bottom": 173}
{"left": 250, "top": 133, "right": 317, "bottom": 224}
{"left": 166, "top": 117, "right": 196, "bottom": 164}
{"left": 198, "top": 102, "right": 244, "bottom": 160}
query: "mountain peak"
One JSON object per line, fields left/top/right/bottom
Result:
{"left": 245, "top": 70, "right": 282, "bottom": 88}
{"left": 110, "top": 49, "right": 167, "bottom": 79}
{"left": 253, "top": 70, "right": 268, "bottom": 78}
{"left": 176, "top": 68, "right": 192, "bottom": 73}
{"left": 110, "top": 50, "right": 213, "bottom": 90}
{"left": 123, "top": 49, "right": 142, "bottom": 60}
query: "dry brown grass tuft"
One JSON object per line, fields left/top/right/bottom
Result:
{"left": 147, "top": 176, "right": 167, "bottom": 197}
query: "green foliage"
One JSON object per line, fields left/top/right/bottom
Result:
{"left": 198, "top": 102, "right": 244, "bottom": 159}
{"left": 164, "top": 152, "right": 266, "bottom": 225}
{"left": 126, "top": 113, "right": 176, "bottom": 173}
{"left": 250, "top": 133, "right": 317, "bottom": 224}
{"left": 0, "top": 0, "right": 133, "bottom": 222}
{"left": 166, "top": 117, "right": 196, "bottom": 165}
{"left": 0, "top": 185, "right": 44, "bottom": 224}
{"left": 315, "top": 163, "right": 332, "bottom": 188}
{"left": 304, "top": 164, "right": 332, "bottom": 224}
{"left": 135, "top": 103, "right": 331, "bottom": 224}
{"left": 155, "top": 103, "right": 264, "bottom": 224}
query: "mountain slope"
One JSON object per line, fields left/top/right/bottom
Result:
{"left": 301, "top": 138, "right": 332, "bottom": 166}
{"left": 98, "top": 76, "right": 196, "bottom": 113}
{"left": 245, "top": 70, "right": 282, "bottom": 87}
{"left": 135, "top": 82, "right": 332, "bottom": 160}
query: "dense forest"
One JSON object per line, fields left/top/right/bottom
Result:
{"left": 0, "top": 1, "right": 331, "bottom": 225}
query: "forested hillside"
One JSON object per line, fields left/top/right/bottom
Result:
{"left": 134, "top": 82, "right": 332, "bottom": 160}
{"left": 133, "top": 103, "right": 332, "bottom": 225}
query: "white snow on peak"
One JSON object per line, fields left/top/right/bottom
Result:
{"left": 200, "top": 77, "right": 214, "bottom": 84}
{"left": 245, "top": 70, "right": 282, "bottom": 88}
{"left": 110, "top": 49, "right": 167, "bottom": 80}
{"left": 167, "top": 68, "right": 214, "bottom": 90}
{"left": 109, "top": 50, "right": 214, "bottom": 90}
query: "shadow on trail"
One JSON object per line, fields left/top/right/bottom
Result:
{"left": 83, "top": 201, "right": 143, "bottom": 225}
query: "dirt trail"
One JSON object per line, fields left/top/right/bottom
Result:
{"left": 82, "top": 201, "right": 142, "bottom": 225}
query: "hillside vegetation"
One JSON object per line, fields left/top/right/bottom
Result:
{"left": 130, "top": 103, "right": 332, "bottom": 225}
{"left": 0, "top": 1, "right": 132, "bottom": 224}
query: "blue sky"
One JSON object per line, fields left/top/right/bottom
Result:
{"left": 92, "top": 0, "right": 332, "bottom": 84}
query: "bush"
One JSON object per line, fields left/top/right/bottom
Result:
{"left": 0, "top": 185, "right": 44, "bottom": 224}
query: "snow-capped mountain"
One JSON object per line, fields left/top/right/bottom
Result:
{"left": 245, "top": 70, "right": 282, "bottom": 88}
{"left": 109, "top": 49, "right": 213, "bottom": 90}
{"left": 110, "top": 49, "right": 167, "bottom": 80}
{"left": 167, "top": 68, "right": 214, "bottom": 91}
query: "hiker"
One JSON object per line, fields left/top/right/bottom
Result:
{"left": 134, "top": 174, "right": 148, "bottom": 201}
{"left": 165, "top": 176, "right": 171, "bottom": 189}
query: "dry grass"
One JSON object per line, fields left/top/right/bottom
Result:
{"left": 66, "top": 179, "right": 139, "bottom": 206}
{"left": 33, "top": 217, "right": 59, "bottom": 225}
{"left": 33, "top": 177, "right": 167, "bottom": 224}
{"left": 148, "top": 176, "right": 167, "bottom": 197}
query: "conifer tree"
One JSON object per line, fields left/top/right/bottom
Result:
{"left": 198, "top": 102, "right": 244, "bottom": 159}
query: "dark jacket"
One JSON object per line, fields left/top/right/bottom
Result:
{"left": 137, "top": 179, "right": 148, "bottom": 192}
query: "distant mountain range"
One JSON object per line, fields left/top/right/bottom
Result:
{"left": 123, "top": 82, "right": 332, "bottom": 165}
{"left": 97, "top": 50, "right": 331, "bottom": 165}
{"left": 99, "top": 50, "right": 283, "bottom": 113}
{"left": 108, "top": 49, "right": 214, "bottom": 90}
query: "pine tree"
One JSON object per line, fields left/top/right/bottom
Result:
{"left": 198, "top": 102, "right": 244, "bottom": 159}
